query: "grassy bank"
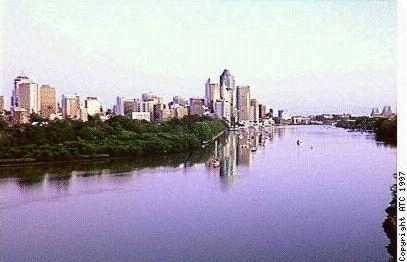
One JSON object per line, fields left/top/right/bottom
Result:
{"left": 336, "top": 117, "right": 397, "bottom": 145}
{"left": 0, "top": 115, "right": 226, "bottom": 161}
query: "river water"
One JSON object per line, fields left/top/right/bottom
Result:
{"left": 0, "top": 126, "right": 396, "bottom": 261}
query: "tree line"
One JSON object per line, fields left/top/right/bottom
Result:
{"left": 0, "top": 115, "right": 226, "bottom": 160}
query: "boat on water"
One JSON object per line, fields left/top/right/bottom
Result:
{"left": 211, "top": 159, "right": 220, "bottom": 167}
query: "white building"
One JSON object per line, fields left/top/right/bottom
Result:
{"left": 84, "top": 97, "right": 103, "bottom": 116}
{"left": 131, "top": 112, "right": 151, "bottom": 122}
{"left": 215, "top": 100, "right": 231, "bottom": 122}
{"left": 12, "top": 77, "right": 40, "bottom": 114}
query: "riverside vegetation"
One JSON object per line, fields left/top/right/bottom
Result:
{"left": 336, "top": 117, "right": 397, "bottom": 145}
{"left": 0, "top": 115, "right": 226, "bottom": 161}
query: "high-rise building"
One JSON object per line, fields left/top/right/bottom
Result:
{"left": 250, "top": 99, "right": 258, "bottom": 122}
{"left": 258, "top": 104, "right": 267, "bottom": 120}
{"left": 219, "top": 69, "right": 235, "bottom": 101}
{"left": 84, "top": 97, "right": 103, "bottom": 116}
{"left": 236, "top": 86, "right": 251, "bottom": 122}
{"left": 142, "top": 92, "right": 161, "bottom": 104}
{"left": 219, "top": 69, "right": 236, "bottom": 121}
{"left": 39, "top": 85, "right": 57, "bottom": 118}
{"left": 174, "top": 105, "right": 188, "bottom": 119}
{"left": 205, "top": 81, "right": 221, "bottom": 112}
{"left": 189, "top": 98, "right": 205, "bottom": 116}
{"left": 11, "top": 75, "right": 30, "bottom": 109}
{"left": 173, "top": 96, "right": 188, "bottom": 106}
{"left": 61, "top": 95, "right": 87, "bottom": 121}
{"left": 215, "top": 100, "right": 231, "bottom": 121}
{"left": 12, "top": 77, "right": 40, "bottom": 114}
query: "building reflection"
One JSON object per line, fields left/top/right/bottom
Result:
{"left": 208, "top": 127, "right": 273, "bottom": 178}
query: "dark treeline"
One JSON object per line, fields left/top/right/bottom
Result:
{"left": 336, "top": 117, "right": 397, "bottom": 145}
{"left": 383, "top": 181, "right": 396, "bottom": 262}
{"left": 0, "top": 115, "right": 226, "bottom": 160}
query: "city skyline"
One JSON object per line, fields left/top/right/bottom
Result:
{"left": 0, "top": 1, "right": 397, "bottom": 115}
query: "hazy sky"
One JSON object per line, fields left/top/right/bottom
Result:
{"left": 0, "top": 0, "right": 397, "bottom": 115}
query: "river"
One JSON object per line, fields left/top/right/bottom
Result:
{"left": 0, "top": 126, "right": 396, "bottom": 261}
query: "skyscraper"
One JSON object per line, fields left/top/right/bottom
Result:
{"left": 219, "top": 69, "right": 236, "bottom": 122}
{"left": 39, "top": 85, "right": 57, "bottom": 118}
{"left": 205, "top": 78, "right": 220, "bottom": 112}
{"left": 189, "top": 98, "right": 205, "bottom": 116}
{"left": 236, "top": 86, "right": 251, "bottom": 122}
{"left": 14, "top": 80, "right": 40, "bottom": 114}
{"left": 84, "top": 97, "right": 103, "bottom": 116}
{"left": 61, "top": 95, "right": 86, "bottom": 121}
{"left": 11, "top": 75, "right": 29, "bottom": 109}
{"left": 250, "top": 99, "right": 258, "bottom": 122}
{"left": 219, "top": 69, "right": 235, "bottom": 99}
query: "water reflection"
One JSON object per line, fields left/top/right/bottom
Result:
{"left": 208, "top": 127, "right": 272, "bottom": 177}
{"left": 0, "top": 128, "right": 274, "bottom": 193}
{"left": 0, "top": 126, "right": 396, "bottom": 262}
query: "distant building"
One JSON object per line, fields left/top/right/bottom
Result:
{"left": 370, "top": 107, "right": 380, "bottom": 117}
{"left": 258, "top": 104, "right": 267, "bottom": 120}
{"left": 215, "top": 100, "right": 231, "bottom": 121}
{"left": 12, "top": 107, "right": 30, "bottom": 125}
{"left": 381, "top": 106, "right": 393, "bottom": 118}
{"left": 39, "top": 85, "right": 57, "bottom": 118}
{"left": 174, "top": 105, "right": 188, "bottom": 119}
{"left": 142, "top": 92, "right": 161, "bottom": 104}
{"left": 189, "top": 98, "right": 205, "bottom": 116}
{"left": 173, "top": 96, "right": 188, "bottom": 107}
{"left": 278, "top": 110, "right": 284, "bottom": 119}
{"left": 11, "top": 75, "right": 30, "bottom": 111}
{"left": 155, "top": 104, "right": 173, "bottom": 122}
{"left": 124, "top": 99, "right": 141, "bottom": 115}
{"left": 62, "top": 95, "right": 87, "bottom": 121}
{"left": 268, "top": 108, "right": 274, "bottom": 118}
{"left": 205, "top": 78, "right": 221, "bottom": 112}
{"left": 13, "top": 78, "right": 40, "bottom": 114}
{"left": 131, "top": 112, "right": 151, "bottom": 122}
{"left": 219, "top": 69, "right": 235, "bottom": 101}
{"left": 292, "top": 116, "right": 311, "bottom": 125}
{"left": 84, "top": 97, "right": 103, "bottom": 116}
{"left": 0, "top": 96, "right": 4, "bottom": 113}
{"left": 236, "top": 86, "right": 251, "bottom": 122}
{"left": 250, "top": 99, "right": 258, "bottom": 122}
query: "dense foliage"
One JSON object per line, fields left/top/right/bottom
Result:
{"left": 336, "top": 117, "right": 397, "bottom": 145}
{"left": 0, "top": 115, "right": 226, "bottom": 160}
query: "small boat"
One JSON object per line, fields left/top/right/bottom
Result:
{"left": 211, "top": 159, "right": 220, "bottom": 167}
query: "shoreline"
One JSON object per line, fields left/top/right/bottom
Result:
{"left": 0, "top": 130, "right": 226, "bottom": 168}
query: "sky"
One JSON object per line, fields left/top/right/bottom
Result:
{"left": 0, "top": 0, "right": 397, "bottom": 115}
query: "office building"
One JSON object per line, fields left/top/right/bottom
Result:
{"left": 205, "top": 79, "right": 221, "bottom": 112}
{"left": 39, "top": 85, "right": 57, "bottom": 118}
{"left": 258, "top": 104, "right": 267, "bottom": 120}
{"left": 173, "top": 96, "right": 188, "bottom": 106}
{"left": 250, "top": 99, "right": 258, "bottom": 122}
{"left": 84, "top": 97, "right": 103, "bottom": 116}
{"left": 61, "top": 95, "right": 87, "bottom": 121}
{"left": 189, "top": 98, "right": 205, "bottom": 116}
{"left": 236, "top": 86, "right": 251, "bottom": 122}
{"left": 12, "top": 77, "right": 40, "bottom": 114}
{"left": 174, "top": 105, "right": 188, "bottom": 119}
{"left": 131, "top": 112, "right": 151, "bottom": 122}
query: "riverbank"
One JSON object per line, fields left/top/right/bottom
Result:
{"left": 0, "top": 116, "right": 226, "bottom": 163}
{"left": 336, "top": 117, "right": 397, "bottom": 145}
